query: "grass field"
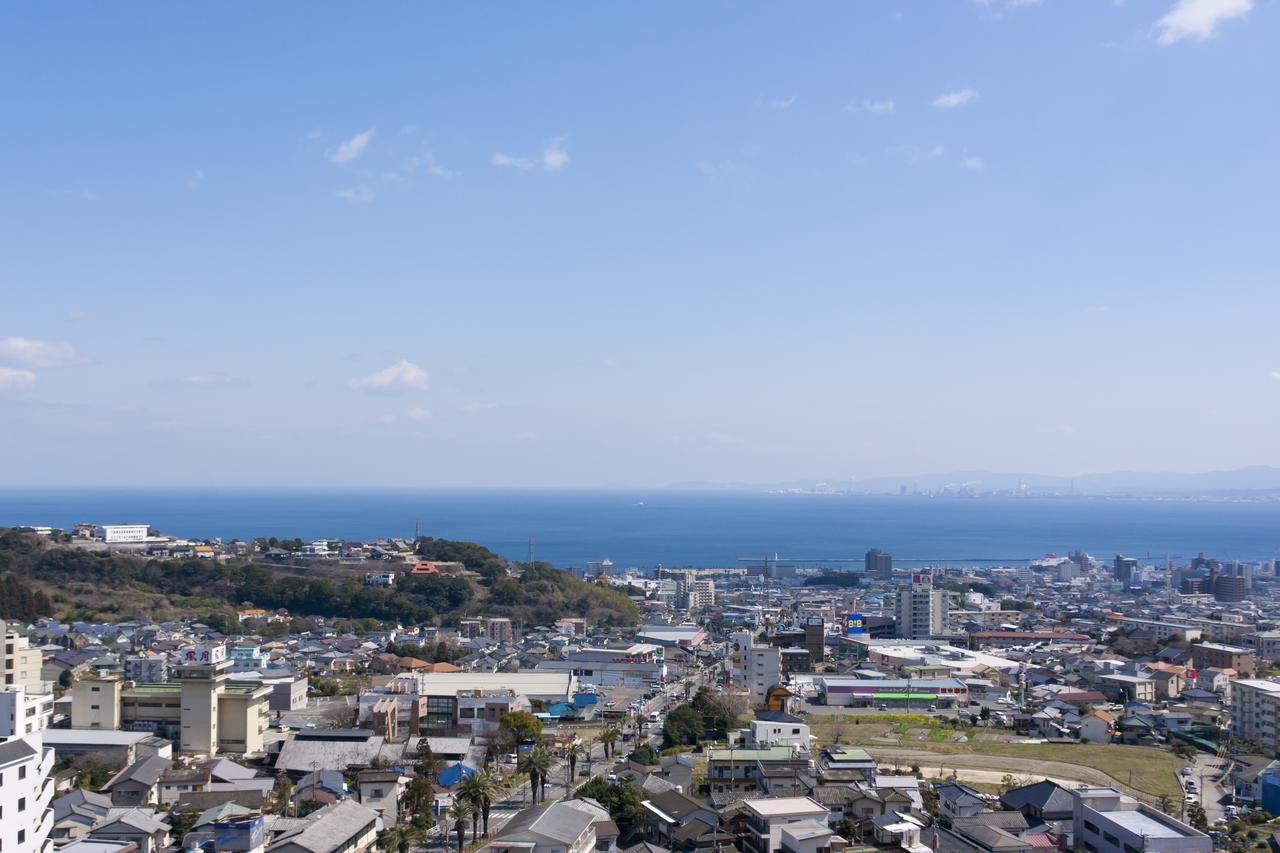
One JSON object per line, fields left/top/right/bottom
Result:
{"left": 810, "top": 714, "right": 1184, "bottom": 802}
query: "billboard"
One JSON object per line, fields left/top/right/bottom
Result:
{"left": 181, "top": 645, "right": 227, "bottom": 665}
{"left": 845, "top": 613, "right": 864, "bottom": 635}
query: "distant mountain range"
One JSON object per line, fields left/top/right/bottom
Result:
{"left": 843, "top": 465, "right": 1280, "bottom": 496}
{"left": 675, "top": 465, "right": 1280, "bottom": 497}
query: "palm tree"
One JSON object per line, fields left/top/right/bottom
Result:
{"left": 600, "top": 727, "right": 620, "bottom": 759}
{"left": 520, "top": 747, "right": 554, "bottom": 802}
{"left": 565, "top": 741, "right": 585, "bottom": 788}
{"left": 377, "top": 827, "right": 406, "bottom": 853}
{"left": 458, "top": 768, "right": 503, "bottom": 837}
{"left": 449, "top": 799, "right": 474, "bottom": 852}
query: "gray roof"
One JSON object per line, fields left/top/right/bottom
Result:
{"left": 53, "top": 789, "right": 113, "bottom": 822}
{"left": 104, "top": 756, "right": 171, "bottom": 791}
{"left": 494, "top": 800, "right": 598, "bottom": 846}
{"left": 267, "top": 800, "right": 380, "bottom": 853}
{"left": 0, "top": 737, "right": 37, "bottom": 766}
{"left": 1000, "top": 779, "right": 1076, "bottom": 816}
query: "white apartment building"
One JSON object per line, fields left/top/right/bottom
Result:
{"left": 1232, "top": 679, "right": 1280, "bottom": 754}
{"left": 92, "top": 524, "right": 150, "bottom": 543}
{"left": 895, "top": 574, "right": 947, "bottom": 639}
{"left": 730, "top": 630, "right": 755, "bottom": 686}
{"left": 741, "top": 797, "right": 830, "bottom": 853}
{"left": 0, "top": 641, "right": 56, "bottom": 853}
{"left": 1072, "top": 786, "right": 1209, "bottom": 852}
{"left": 747, "top": 647, "right": 781, "bottom": 706}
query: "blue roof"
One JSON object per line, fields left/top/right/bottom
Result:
{"left": 437, "top": 762, "right": 476, "bottom": 786}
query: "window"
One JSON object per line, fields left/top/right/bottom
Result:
{"left": 1083, "top": 820, "right": 1099, "bottom": 835}
{"left": 1103, "top": 832, "right": 1119, "bottom": 846}
{"left": 18, "top": 766, "right": 25, "bottom": 780}
{"left": 18, "top": 798, "right": 25, "bottom": 812}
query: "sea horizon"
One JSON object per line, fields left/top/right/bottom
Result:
{"left": 2, "top": 486, "right": 1278, "bottom": 570}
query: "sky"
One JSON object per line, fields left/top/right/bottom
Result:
{"left": 2, "top": 0, "right": 1279, "bottom": 488}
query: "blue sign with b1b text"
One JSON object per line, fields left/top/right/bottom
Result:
{"left": 845, "top": 613, "right": 864, "bottom": 635}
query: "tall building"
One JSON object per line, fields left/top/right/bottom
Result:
{"left": 746, "top": 647, "right": 781, "bottom": 706}
{"left": 1212, "top": 573, "right": 1247, "bottom": 603}
{"left": 0, "top": 629, "right": 54, "bottom": 853}
{"left": 865, "top": 549, "right": 893, "bottom": 580}
{"left": 4, "top": 625, "right": 46, "bottom": 694}
{"left": 676, "top": 578, "right": 715, "bottom": 612}
{"left": 729, "top": 630, "right": 754, "bottom": 685}
{"left": 1232, "top": 680, "right": 1280, "bottom": 755}
{"left": 72, "top": 646, "right": 270, "bottom": 755}
{"left": 1113, "top": 556, "right": 1139, "bottom": 587}
{"left": 485, "top": 618, "right": 514, "bottom": 644}
{"left": 895, "top": 574, "right": 946, "bottom": 639}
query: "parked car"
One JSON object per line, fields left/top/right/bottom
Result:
{"left": 1181, "top": 766, "right": 1193, "bottom": 776}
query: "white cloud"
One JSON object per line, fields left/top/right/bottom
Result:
{"left": 932, "top": 89, "right": 979, "bottom": 109}
{"left": 894, "top": 143, "right": 946, "bottom": 161}
{"left": 407, "top": 153, "right": 455, "bottom": 179}
{"left": 349, "top": 359, "right": 429, "bottom": 393}
{"left": 0, "top": 367, "right": 36, "bottom": 390}
{"left": 179, "top": 375, "right": 234, "bottom": 387}
{"left": 767, "top": 96, "right": 796, "bottom": 110}
{"left": 376, "top": 413, "right": 398, "bottom": 426}
{"left": 492, "top": 152, "right": 533, "bottom": 170}
{"left": 963, "top": 155, "right": 984, "bottom": 169}
{"left": 407, "top": 406, "right": 434, "bottom": 422}
{"left": 1153, "top": 0, "right": 1252, "bottom": 44}
{"left": 329, "top": 128, "right": 376, "bottom": 163}
{"left": 855, "top": 98, "right": 895, "bottom": 114}
{"left": 188, "top": 168, "right": 204, "bottom": 190}
{"left": 0, "top": 337, "right": 78, "bottom": 367}
{"left": 542, "top": 138, "right": 570, "bottom": 171}
{"left": 336, "top": 186, "right": 376, "bottom": 204}
{"left": 1271, "top": 371, "right": 1280, "bottom": 381}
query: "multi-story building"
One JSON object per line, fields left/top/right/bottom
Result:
{"left": 730, "top": 630, "right": 754, "bottom": 686}
{"left": 1071, "top": 786, "right": 1209, "bottom": 852}
{"left": 486, "top": 618, "right": 514, "bottom": 644}
{"left": 676, "top": 578, "right": 715, "bottom": 612}
{"left": 71, "top": 647, "right": 270, "bottom": 755}
{"left": 1232, "top": 679, "right": 1280, "bottom": 755}
{"left": 1190, "top": 643, "right": 1257, "bottom": 678}
{"left": 740, "top": 797, "right": 830, "bottom": 853}
{"left": 4, "top": 625, "right": 47, "bottom": 694}
{"left": 747, "top": 647, "right": 781, "bottom": 706}
{"left": 123, "top": 654, "right": 167, "bottom": 684}
{"left": 866, "top": 548, "right": 893, "bottom": 580}
{"left": 0, "top": 678, "right": 56, "bottom": 853}
{"left": 92, "top": 524, "right": 150, "bottom": 543}
{"left": 895, "top": 574, "right": 946, "bottom": 639}
{"left": 1248, "top": 631, "right": 1280, "bottom": 663}
{"left": 537, "top": 644, "right": 665, "bottom": 687}
{"left": 1113, "top": 556, "right": 1139, "bottom": 587}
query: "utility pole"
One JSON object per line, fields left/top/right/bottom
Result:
{"left": 528, "top": 536, "right": 534, "bottom": 565}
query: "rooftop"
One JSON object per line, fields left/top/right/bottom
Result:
{"left": 745, "top": 796, "right": 827, "bottom": 818}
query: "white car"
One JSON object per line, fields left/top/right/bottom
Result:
{"left": 1181, "top": 767, "right": 1193, "bottom": 776}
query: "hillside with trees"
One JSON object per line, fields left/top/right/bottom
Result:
{"left": 0, "top": 529, "right": 639, "bottom": 628}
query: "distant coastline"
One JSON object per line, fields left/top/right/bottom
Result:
{"left": 2, "top": 487, "right": 1277, "bottom": 569}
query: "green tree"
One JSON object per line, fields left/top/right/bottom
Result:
{"left": 520, "top": 747, "right": 554, "bottom": 803}
{"left": 499, "top": 710, "right": 543, "bottom": 744}
{"left": 459, "top": 768, "right": 503, "bottom": 837}
{"left": 574, "top": 777, "right": 645, "bottom": 835}
{"left": 663, "top": 704, "right": 703, "bottom": 747}
{"left": 600, "top": 727, "right": 620, "bottom": 759}
{"left": 565, "top": 741, "right": 585, "bottom": 786}
{"left": 449, "top": 798, "right": 474, "bottom": 850}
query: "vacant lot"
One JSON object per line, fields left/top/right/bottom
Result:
{"left": 811, "top": 714, "right": 1183, "bottom": 803}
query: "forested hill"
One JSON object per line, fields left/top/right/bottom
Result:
{"left": 0, "top": 528, "right": 639, "bottom": 628}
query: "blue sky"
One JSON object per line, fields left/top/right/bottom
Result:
{"left": 2, "top": 0, "right": 1278, "bottom": 487}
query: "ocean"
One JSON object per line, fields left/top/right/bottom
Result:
{"left": 1, "top": 488, "right": 1278, "bottom": 570}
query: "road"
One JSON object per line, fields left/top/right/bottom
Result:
{"left": 422, "top": 669, "right": 698, "bottom": 851}
{"left": 1190, "top": 749, "right": 1229, "bottom": 826}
